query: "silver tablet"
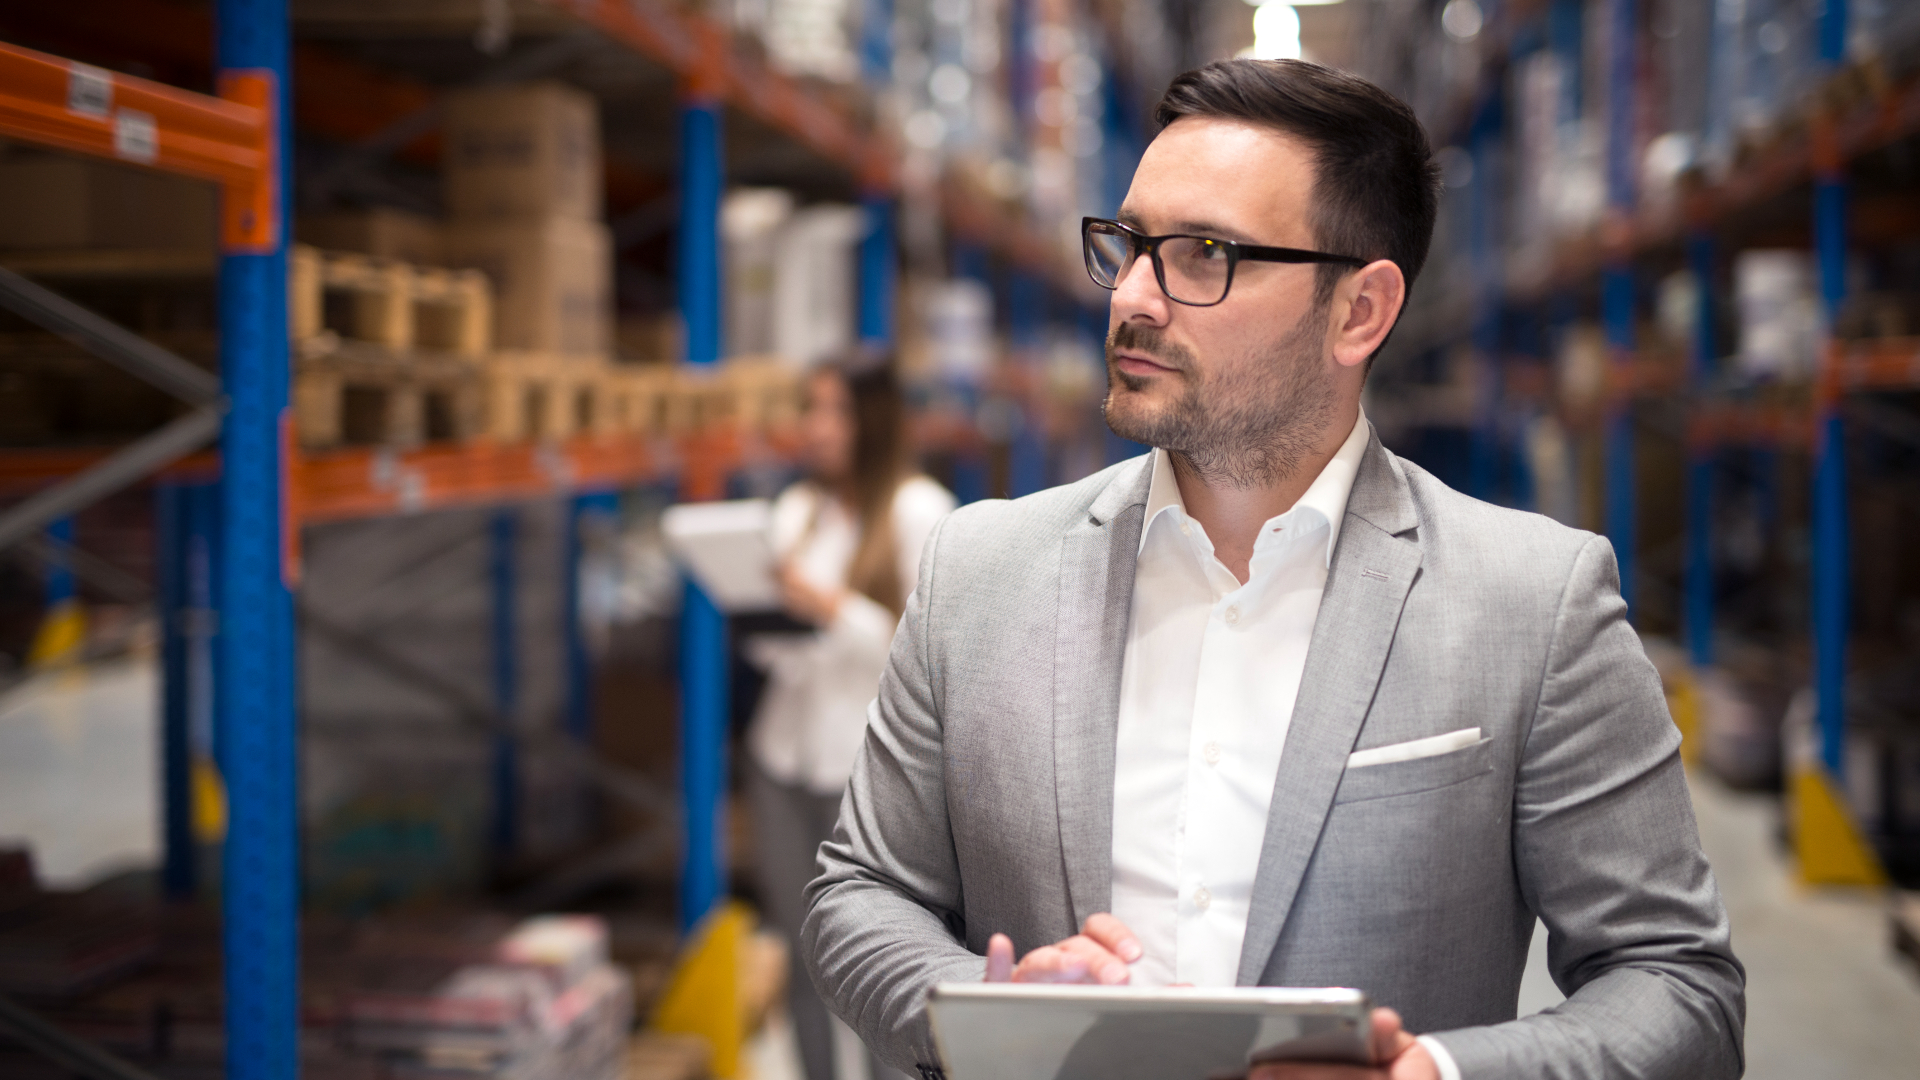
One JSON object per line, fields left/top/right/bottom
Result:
{"left": 927, "top": 983, "right": 1372, "bottom": 1080}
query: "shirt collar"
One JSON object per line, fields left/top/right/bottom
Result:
{"left": 1139, "top": 409, "right": 1371, "bottom": 568}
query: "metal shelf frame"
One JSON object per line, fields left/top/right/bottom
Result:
{"left": 1455, "top": 0, "right": 1902, "bottom": 795}
{"left": 0, "top": 20, "right": 293, "bottom": 1080}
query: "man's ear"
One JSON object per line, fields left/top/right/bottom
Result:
{"left": 1329, "top": 260, "right": 1406, "bottom": 371}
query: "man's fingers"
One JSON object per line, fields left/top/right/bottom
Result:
{"left": 1080, "top": 913, "right": 1144, "bottom": 963}
{"left": 1057, "top": 935, "right": 1130, "bottom": 984}
{"left": 984, "top": 934, "right": 1014, "bottom": 982}
{"left": 1368, "top": 1008, "right": 1415, "bottom": 1066}
{"left": 1011, "top": 944, "right": 1090, "bottom": 983}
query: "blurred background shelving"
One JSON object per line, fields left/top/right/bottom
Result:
{"left": 0, "top": 1, "right": 1918, "bottom": 1079}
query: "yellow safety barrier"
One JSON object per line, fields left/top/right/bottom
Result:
{"left": 650, "top": 901, "right": 751, "bottom": 1079}
{"left": 1668, "top": 670, "right": 1701, "bottom": 768}
{"left": 1791, "top": 765, "right": 1889, "bottom": 888}
{"left": 25, "top": 598, "right": 87, "bottom": 667}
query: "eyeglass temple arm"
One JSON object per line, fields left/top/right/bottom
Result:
{"left": 1236, "top": 243, "right": 1368, "bottom": 267}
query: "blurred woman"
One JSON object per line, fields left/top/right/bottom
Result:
{"left": 745, "top": 358, "right": 954, "bottom": 1080}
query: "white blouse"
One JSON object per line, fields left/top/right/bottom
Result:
{"left": 745, "top": 474, "right": 957, "bottom": 794}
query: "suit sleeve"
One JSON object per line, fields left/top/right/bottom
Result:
{"left": 1426, "top": 535, "right": 1746, "bottom": 1080}
{"left": 801, "top": 513, "right": 986, "bottom": 1073}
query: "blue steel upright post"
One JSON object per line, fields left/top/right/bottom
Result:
{"left": 857, "top": 0, "right": 895, "bottom": 354}
{"left": 677, "top": 84, "right": 729, "bottom": 933}
{"left": 490, "top": 510, "right": 520, "bottom": 857}
{"left": 859, "top": 195, "right": 897, "bottom": 350}
{"left": 1601, "top": 0, "right": 1638, "bottom": 619}
{"left": 156, "top": 486, "right": 195, "bottom": 901}
{"left": 214, "top": 0, "right": 296, "bottom": 1077}
{"left": 1684, "top": 234, "right": 1717, "bottom": 668}
{"left": 1811, "top": 0, "right": 1851, "bottom": 778}
{"left": 565, "top": 491, "right": 621, "bottom": 742}
{"left": 1467, "top": 90, "right": 1503, "bottom": 504}
{"left": 1008, "top": 270, "right": 1048, "bottom": 498}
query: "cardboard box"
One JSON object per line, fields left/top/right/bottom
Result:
{"left": 443, "top": 82, "right": 602, "bottom": 221}
{"left": 297, "top": 207, "right": 444, "bottom": 266}
{"left": 0, "top": 154, "right": 216, "bottom": 250}
{"left": 441, "top": 217, "right": 611, "bottom": 356}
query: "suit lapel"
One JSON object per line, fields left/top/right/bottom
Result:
{"left": 1053, "top": 459, "right": 1150, "bottom": 932}
{"left": 1236, "top": 434, "right": 1423, "bottom": 984}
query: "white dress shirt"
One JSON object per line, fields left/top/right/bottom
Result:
{"left": 1106, "top": 412, "right": 1463, "bottom": 1080}
{"left": 746, "top": 475, "right": 956, "bottom": 795}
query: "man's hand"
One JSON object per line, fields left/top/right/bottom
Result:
{"left": 983, "top": 914, "right": 1143, "bottom": 984}
{"left": 1249, "top": 1009, "right": 1439, "bottom": 1080}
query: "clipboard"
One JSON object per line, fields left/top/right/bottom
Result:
{"left": 661, "top": 498, "right": 781, "bottom": 612}
{"left": 926, "top": 983, "right": 1371, "bottom": 1080}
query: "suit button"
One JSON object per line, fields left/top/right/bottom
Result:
{"left": 1193, "top": 886, "right": 1212, "bottom": 911}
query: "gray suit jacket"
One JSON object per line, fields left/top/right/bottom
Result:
{"left": 802, "top": 431, "right": 1744, "bottom": 1079}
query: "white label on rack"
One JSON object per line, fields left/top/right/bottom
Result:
{"left": 67, "top": 62, "right": 112, "bottom": 119}
{"left": 113, "top": 109, "right": 158, "bottom": 163}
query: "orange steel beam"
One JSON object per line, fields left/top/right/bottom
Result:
{"left": 0, "top": 40, "right": 269, "bottom": 188}
{"left": 546, "top": 0, "right": 1074, "bottom": 281}
{"left": 1524, "top": 73, "right": 1920, "bottom": 297}
{"left": 549, "top": 0, "right": 894, "bottom": 190}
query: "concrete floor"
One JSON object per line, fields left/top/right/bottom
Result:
{"left": 4, "top": 660, "right": 1918, "bottom": 1074}
{"left": 0, "top": 657, "right": 157, "bottom": 887}
{"left": 1688, "top": 771, "right": 1920, "bottom": 1078}
{"left": 1514, "top": 770, "right": 1920, "bottom": 1075}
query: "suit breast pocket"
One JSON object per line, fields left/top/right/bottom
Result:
{"left": 1332, "top": 737, "right": 1494, "bottom": 804}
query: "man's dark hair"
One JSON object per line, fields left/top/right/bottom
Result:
{"left": 1154, "top": 59, "right": 1441, "bottom": 308}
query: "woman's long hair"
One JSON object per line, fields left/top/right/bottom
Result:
{"left": 831, "top": 358, "right": 909, "bottom": 616}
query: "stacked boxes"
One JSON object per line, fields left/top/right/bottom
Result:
{"left": 298, "top": 207, "right": 446, "bottom": 266}
{"left": 438, "top": 82, "right": 617, "bottom": 441}
{"left": 0, "top": 152, "right": 216, "bottom": 250}
{"left": 441, "top": 217, "right": 613, "bottom": 357}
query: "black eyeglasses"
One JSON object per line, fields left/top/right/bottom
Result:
{"left": 1081, "top": 217, "right": 1367, "bottom": 307}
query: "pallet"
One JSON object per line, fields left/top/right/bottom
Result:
{"left": 294, "top": 342, "right": 483, "bottom": 449}
{"left": 606, "top": 360, "right": 804, "bottom": 437}
{"left": 480, "top": 352, "right": 619, "bottom": 443}
{"left": 290, "top": 244, "right": 491, "bottom": 357}
{"left": 722, "top": 357, "right": 805, "bottom": 433}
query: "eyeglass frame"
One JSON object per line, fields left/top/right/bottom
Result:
{"left": 1080, "top": 216, "right": 1369, "bottom": 308}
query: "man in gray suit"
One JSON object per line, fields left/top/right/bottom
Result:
{"left": 803, "top": 59, "right": 1743, "bottom": 1080}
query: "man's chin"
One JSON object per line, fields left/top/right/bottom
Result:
{"left": 1102, "top": 391, "right": 1169, "bottom": 447}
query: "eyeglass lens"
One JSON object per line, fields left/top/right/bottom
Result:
{"left": 1085, "top": 223, "right": 1232, "bottom": 305}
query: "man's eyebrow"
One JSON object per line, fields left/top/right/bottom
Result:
{"left": 1168, "top": 219, "right": 1261, "bottom": 243}
{"left": 1113, "top": 210, "right": 1263, "bottom": 244}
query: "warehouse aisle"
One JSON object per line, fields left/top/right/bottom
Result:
{"left": 0, "top": 658, "right": 156, "bottom": 887}
{"left": 1516, "top": 770, "right": 1920, "bottom": 1074}
{"left": 1690, "top": 772, "right": 1920, "bottom": 1077}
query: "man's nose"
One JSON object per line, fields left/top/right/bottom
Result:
{"left": 1110, "top": 250, "right": 1170, "bottom": 323}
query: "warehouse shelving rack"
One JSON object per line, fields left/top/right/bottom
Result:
{"left": 1400, "top": 0, "right": 1920, "bottom": 871}
{"left": 0, "top": 0, "right": 1136, "bottom": 1073}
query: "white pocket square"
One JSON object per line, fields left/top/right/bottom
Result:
{"left": 1346, "top": 727, "right": 1482, "bottom": 769}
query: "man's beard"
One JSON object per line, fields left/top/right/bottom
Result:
{"left": 1102, "top": 304, "right": 1336, "bottom": 489}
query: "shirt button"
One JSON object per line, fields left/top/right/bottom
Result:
{"left": 1203, "top": 741, "right": 1221, "bottom": 765}
{"left": 1179, "top": 521, "right": 1192, "bottom": 536}
{"left": 1223, "top": 605, "right": 1240, "bottom": 625}
{"left": 1193, "top": 886, "right": 1212, "bottom": 912}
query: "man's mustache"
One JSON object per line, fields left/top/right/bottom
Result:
{"left": 1106, "top": 323, "right": 1196, "bottom": 373}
